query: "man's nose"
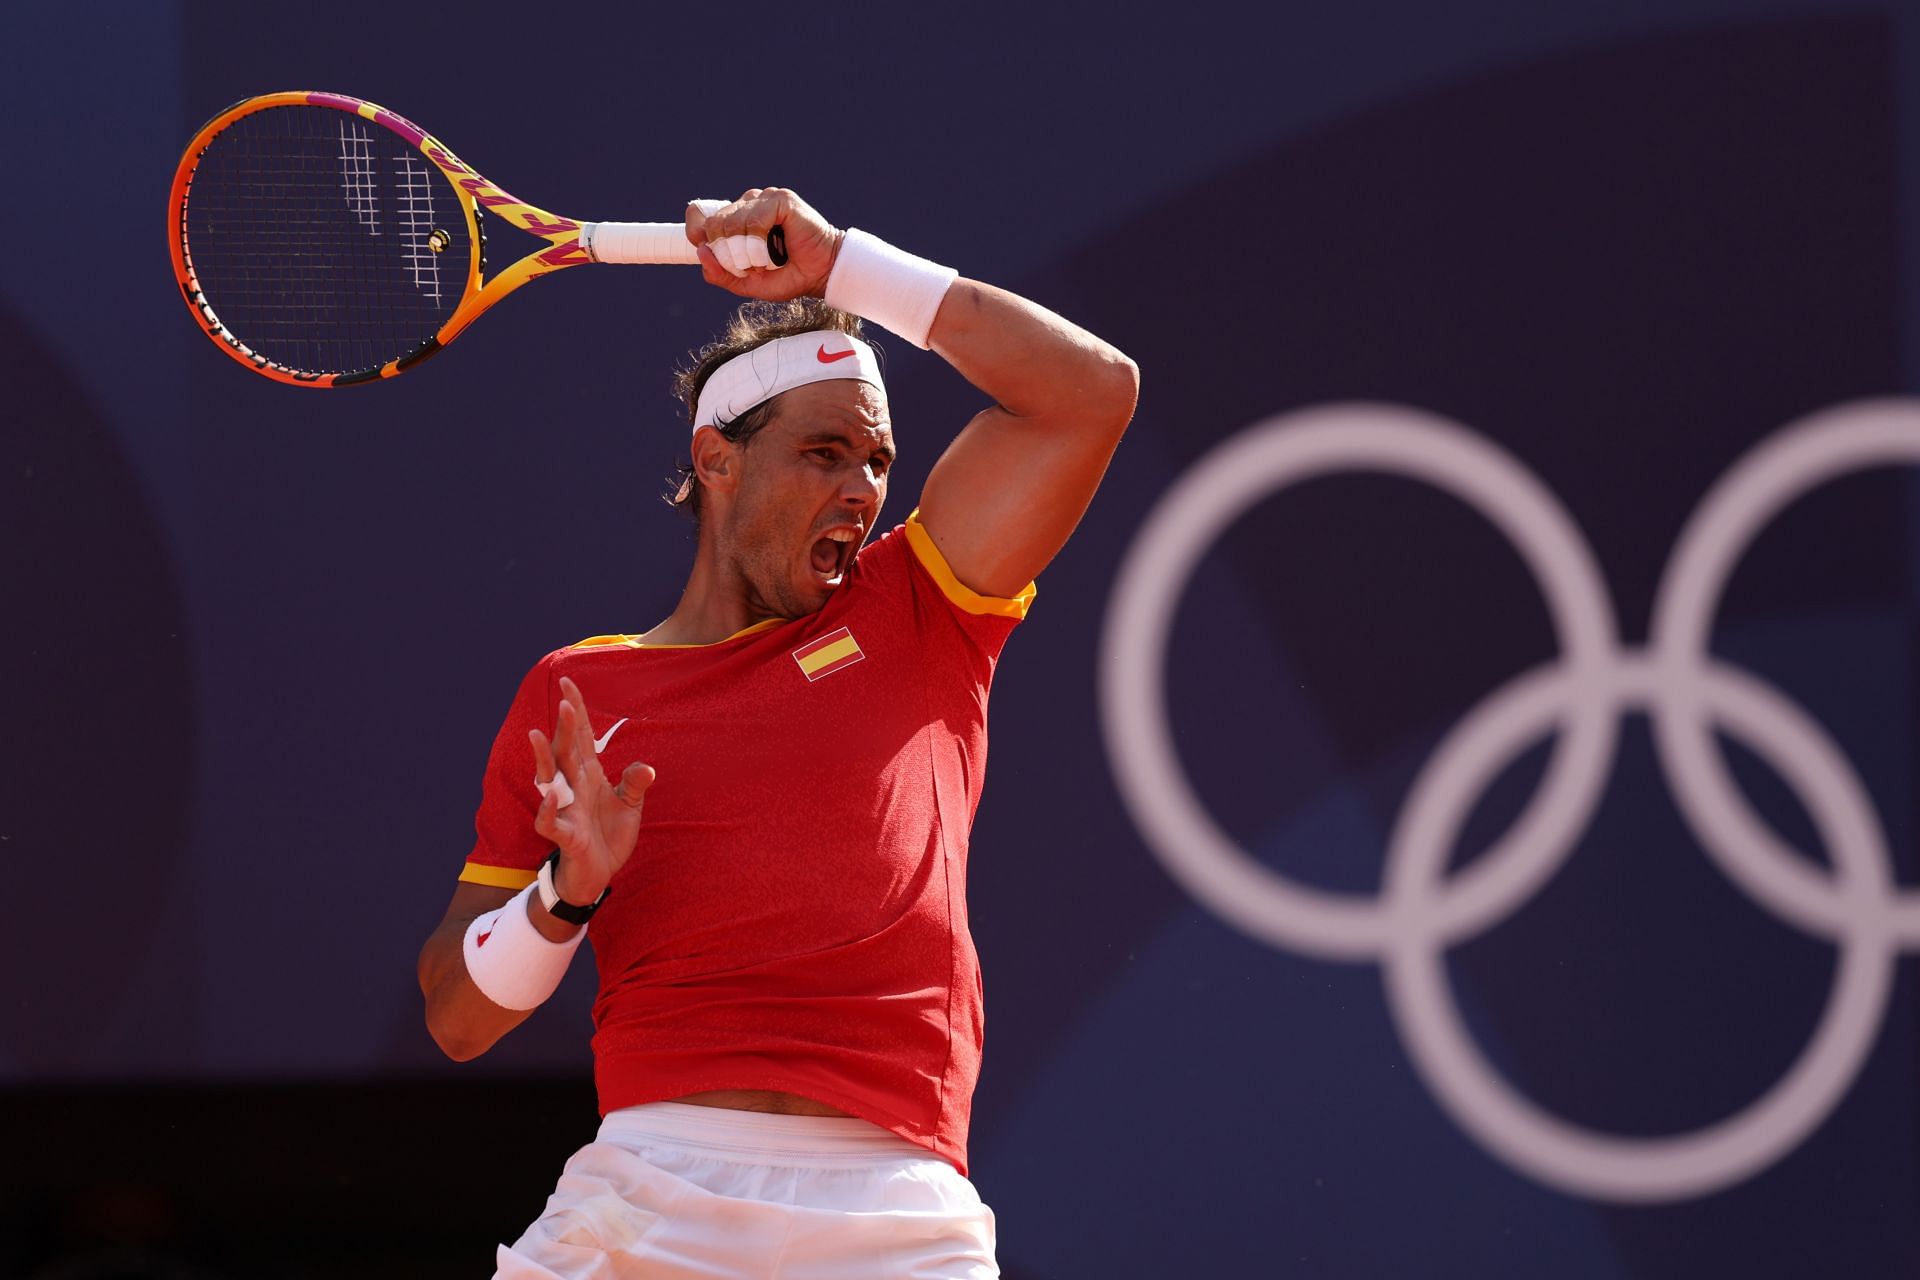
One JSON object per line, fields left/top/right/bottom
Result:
{"left": 841, "top": 464, "right": 882, "bottom": 506}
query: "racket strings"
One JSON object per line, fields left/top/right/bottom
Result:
{"left": 396, "top": 154, "right": 444, "bottom": 304}
{"left": 182, "top": 104, "right": 470, "bottom": 377}
{"left": 339, "top": 119, "right": 380, "bottom": 235}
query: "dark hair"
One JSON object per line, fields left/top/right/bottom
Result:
{"left": 667, "top": 299, "right": 869, "bottom": 522}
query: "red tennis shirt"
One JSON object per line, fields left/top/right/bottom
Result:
{"left": 459, "top": 513, "right": 1032, "bottom": 1173}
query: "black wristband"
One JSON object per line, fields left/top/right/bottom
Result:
{"left": 538, "top": 849, "right": 610, "bottom": 925}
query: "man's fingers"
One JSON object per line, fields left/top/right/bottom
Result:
{"left": 685, "top": 197, "right": 722, "bottom": 242}
{"left": 703, "top": 191, "right": 775, "bottom": 244}
{"left": 529, "top": 728, "right": 557, "bottom": 783}
{"left": 530, "top": 726, "right": 578, "bottom": 807}
{"left": 548, "top": 695, "right": 598, "bottom": 795}
{"left": 711, "top": 235, "right": 750, "bottom": 277}
{"left": 532, "top": 786, "right": 559, "bottom": 841}
{"left": 612, "top": 761, "right": 657, "bottom": 809}
{"left": 557, "top": 677, "right": 598, "bottom": 762}
{"left": 688, "top": 188, "right": 831, "bottom": 299}
{"left": 695, "top": 243, "right": 735, "bottom": 288}
{"left": 714, "top": 189, "right": 765, "bottom": 235}
{"left": 535, "top": 769, "right": 575, "bottom": 809}
{"left": 554, "top": 678, "right": 586, "bottom": 760}
{"left": 728, "top": 234, "right": 775, "bottom": 270}
{"left": 533, "top": 788, "right": 586, "bottom": 854}
{"left": 549, "top": 697, "right": 580, "bottom": 776}
{"left": 705, "top": 230, "right": 777, "bottom": 276}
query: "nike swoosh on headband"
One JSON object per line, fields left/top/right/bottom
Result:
{"left": 692, "top": 331, "right": 884, "bottom": 431}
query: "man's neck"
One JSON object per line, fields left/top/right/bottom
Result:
{"left": 641, "top": 536, "right": 778, "bottom": 647}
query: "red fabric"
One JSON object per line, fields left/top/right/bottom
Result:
{"left": 465, "top": 524, "right": 1021, "bottom": 1173}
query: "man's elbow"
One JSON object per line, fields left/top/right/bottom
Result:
{"left": 1092, "top": 348, "right": 1140, "bottom": 437}
{"left": 424, "top": 1005, "right": 495, "bottom": 1062}
{"left": 419, "top": 948, "right": 497, "bottom": 1062}
{"left": 429, "top": 1024, "right": 488, "bottom": 1063}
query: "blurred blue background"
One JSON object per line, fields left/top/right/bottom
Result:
{"left": 4, "top": 1, "right": 1918, "bottom": 1275}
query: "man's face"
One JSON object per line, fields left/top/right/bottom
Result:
{"left": 712, "top": 377, "right": 895, "bottom": 619}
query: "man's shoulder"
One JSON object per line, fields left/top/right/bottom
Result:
{"left": 891, "top": 511, "right": 1036, "bottom": 623}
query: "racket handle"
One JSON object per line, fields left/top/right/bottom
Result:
{"left": 580, "top": 220, "right": 791, "bottom": 268}
{"left": 580, "top": 221, "right": 702, "bottom": 265}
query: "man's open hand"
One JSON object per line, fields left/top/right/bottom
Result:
{"left": 530, "top": 676, "right": 654, "bottom": 908}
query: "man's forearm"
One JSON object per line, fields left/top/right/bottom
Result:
{"left": 927, "top": 279, "right": 1139, "bottom": 429}
{"left": 418, "top": 891, "right": 581, "bottom": 1060}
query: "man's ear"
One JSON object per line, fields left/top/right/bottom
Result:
{"left": 691, "top": 425, "right": 738, "bottom": 493}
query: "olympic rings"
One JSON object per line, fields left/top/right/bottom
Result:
{"left": 1100, "top": 399, "right": 1920, "bottom": 1202}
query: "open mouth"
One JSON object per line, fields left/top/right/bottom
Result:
{"left": 809, "top": 528, "right": 858, "bottom": 582}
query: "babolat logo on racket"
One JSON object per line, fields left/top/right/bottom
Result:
{"left": 792, "top": 628, "right": 865, "bottom": 682}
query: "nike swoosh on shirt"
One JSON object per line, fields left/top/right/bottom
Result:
{"left": 593, "top": 717, "right": 629, "bottom": 753}
{"left": 816, "top": 344, "right": 857, "bottom": 363}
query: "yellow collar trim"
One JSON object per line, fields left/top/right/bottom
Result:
{"left": 570, "top": 617, "right": 785, "bottom": 651}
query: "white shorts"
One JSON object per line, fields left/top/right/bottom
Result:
{"left": 493, "top": 1102, "right": 998, "bottom": 1279}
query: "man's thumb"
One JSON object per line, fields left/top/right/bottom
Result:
{"left": 616, "top": 761, "right": 657, "bottom": 806}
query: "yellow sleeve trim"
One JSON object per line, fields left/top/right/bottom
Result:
{"left": 459, "top": 863, "right": 539, "bottom": 890}
{"left": 904, "top": 510, "right": 1036, "bottom": 620}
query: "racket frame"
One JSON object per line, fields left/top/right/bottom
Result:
{"left": 170, "top": 90, "right": 642, "bottom": 388}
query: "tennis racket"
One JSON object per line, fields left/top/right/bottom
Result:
{"left": 168, "top": 91, "right": 782, "bottom": 387}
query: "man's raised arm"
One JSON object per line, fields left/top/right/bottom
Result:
{"left": 915, "top": 280, "right": 1138, "bottom": 598}
{"left": 686, "top": 190, "right": 1138, "bottom": 597}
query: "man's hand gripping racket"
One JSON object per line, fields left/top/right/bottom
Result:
{"left": 168, "top": 91, "right": 791, "bottom": 386}
{"left": 688, "top": 188, "right": 842, "bottom": 301}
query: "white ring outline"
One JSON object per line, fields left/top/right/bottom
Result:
{"left": 1101, "top": 403, "right": 1618, "bottom": 960}
{"left": 1651, "top": 400, "right": 1920, "bottom": 943}
{"left": 1100, "top": 399, "right": 1920, "bottom": 1201}
{"left": 1381, "top": 658, "right": 1895, "bottom": 1202}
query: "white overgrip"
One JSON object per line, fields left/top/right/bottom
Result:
{"left": 579, "top": 221, "right": 702, "bottom": 265}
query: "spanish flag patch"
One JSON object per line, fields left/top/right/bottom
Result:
{"left": 792, "top": 626, "right": 865, "bottom": 682}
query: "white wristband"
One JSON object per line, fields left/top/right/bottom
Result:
{"left": 823, "top": 228, "right": 958, "bottom": 349}
{"left": 462, "top": 884, "right": 586, "bottom": 1011}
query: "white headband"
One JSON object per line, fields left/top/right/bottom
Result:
{"left": 692, "top": 330, "right": 885, "bottom": 433}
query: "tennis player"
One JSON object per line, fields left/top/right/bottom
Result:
{"left": 417, "top": 187, "right": 1138, "bottom": 1278}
